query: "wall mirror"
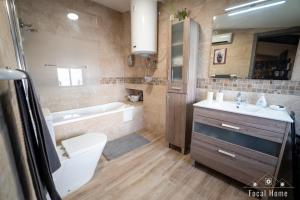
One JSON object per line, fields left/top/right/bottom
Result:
{"left": 210, "top": 0, "right": 300, "bottom": 80}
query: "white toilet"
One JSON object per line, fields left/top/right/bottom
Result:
{"left": 45, "top": 116, "right": 107, "bottom": 198}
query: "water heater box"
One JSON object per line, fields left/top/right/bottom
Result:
{"left": 131, "top": 0, "right": 157, "bottom": 55}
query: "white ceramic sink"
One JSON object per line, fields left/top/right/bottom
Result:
{"left": 193, "top": 100, "right": 293, "bottom": 123}
{"left": 236, "top": 104, "right": 261, "bottom": 113}
{"left": 196, "top": 101, "right": 260, "bottom": 113}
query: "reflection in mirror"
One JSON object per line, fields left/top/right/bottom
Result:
{"left": 210, "top": 0, "right": 300, "bottom": 80}
{"left": 251, "top": 29, "right": 300, "bottom": 80}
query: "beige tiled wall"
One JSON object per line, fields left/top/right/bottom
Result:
{"left": 17, "top": 0, "right": 127, "bottom": 112}
{"left": 0, "top": 1, "right": 35, "bottom": 199}
{"left": 0, "top": 0, "right": 21, "bottom": 198}
{"left": 15, "top": 0, "right": 300, "bottom": 136}
{"left": 0, "top": 0, "right": 16, "bottom": 68}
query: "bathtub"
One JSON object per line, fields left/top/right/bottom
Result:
{"left": 51, "top": 102, "right": 135, "bottom": 126}
{"left": 46, "top": 102, "right": 144, "bottom": 142}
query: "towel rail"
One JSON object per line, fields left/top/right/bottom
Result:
{"left": 0, "top": 68, "right": 26, "bottom": 80}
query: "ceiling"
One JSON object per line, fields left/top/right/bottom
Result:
{"left": 92, "top": 0, "right": 131, "bottom": 12}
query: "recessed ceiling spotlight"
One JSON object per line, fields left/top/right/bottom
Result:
{"left": 67, "top": 13, "right": 79, "bottom": 21}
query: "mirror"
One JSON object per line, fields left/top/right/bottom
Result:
{"left": 210, "top": 0, "right": 300, "bottom": 80}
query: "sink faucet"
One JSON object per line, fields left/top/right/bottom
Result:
{"left": 235, "top": 92, "right": 245, "bottom": 106}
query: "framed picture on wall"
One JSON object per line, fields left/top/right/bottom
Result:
{"left": 213, "top": 48, "right": 227, "bottom": 65}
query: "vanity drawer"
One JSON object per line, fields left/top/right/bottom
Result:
{"left": 194, "top": 114, "right": 284, "bottom": 143}
{"left": 191, "top": 132, "right": 277, "bottom": 186}
{"left": 194, "top": 107, "right": 287, "bottom": 134}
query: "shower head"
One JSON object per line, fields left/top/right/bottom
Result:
{"left": 19, "top": 21, "right": 32, "bottom": 28}
{"left": 19, "top": 18, "right": 38, "bottom": 32}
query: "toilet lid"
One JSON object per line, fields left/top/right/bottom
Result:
{"left": 61, "top": 133, "right": 107, "bottom": 158}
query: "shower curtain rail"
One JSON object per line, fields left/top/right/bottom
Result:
{"left": 0, "top": 68, "right": 26, "bottom": 80}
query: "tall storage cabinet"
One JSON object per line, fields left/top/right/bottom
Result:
{"left": 166, "top": 18, "right": 200, "bottom": 154}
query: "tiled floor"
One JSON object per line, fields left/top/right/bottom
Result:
{"left": 65, "top": 130, "right": 253, "bottom": 200}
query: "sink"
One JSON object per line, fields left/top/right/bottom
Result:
{"left": 214, "top": 102, "right": 261, "bottom": 113}
{"left": 236, "top": 104, "right": 261, "bottom": 113}
{"left": 193, "top": 100, "right": 293, "bottom": 123}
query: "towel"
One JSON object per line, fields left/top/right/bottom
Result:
{"left": 14, "top": 70, "right": 61, "bottom": 200}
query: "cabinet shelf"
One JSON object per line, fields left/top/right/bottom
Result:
{"left": 172, "top": 42, "right": 183, "bottom": 47}
{"left": 171, "top": 65, "right": 182, "bottom": 68}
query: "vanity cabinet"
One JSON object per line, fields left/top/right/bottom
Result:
{"left": 166, "top": 18, "right": 200, "bottom": 153}
{"left": 191, "top": 103, "right": 292, "bottom": 188}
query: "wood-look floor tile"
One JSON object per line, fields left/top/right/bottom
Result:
{"left": 64, "top": 130, "right": 254, "bottom": 200}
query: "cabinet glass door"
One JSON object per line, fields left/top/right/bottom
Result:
{"left": 171, "top": 21, "right": 184, "bottom": 82}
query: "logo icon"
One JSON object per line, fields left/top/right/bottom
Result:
{"left": 265, "top": 177, "right": 273, "bottom": 186}
{"left": 246, "top": 174, "right": 294, "bottom": 198}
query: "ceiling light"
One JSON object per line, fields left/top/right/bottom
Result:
{"left": 67, "top": 13, "right": 79, "bottom": 21}
{"left": 228, "top": 0, "right": 286, "bottom": 16}
{"left": 225, "top": 0, "right": 268, "bottom": 12}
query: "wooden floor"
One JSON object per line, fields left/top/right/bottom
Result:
{"left": 65, "top": 130, "right": 254, "bottom": 200}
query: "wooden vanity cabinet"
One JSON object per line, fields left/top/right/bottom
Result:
{"left": 166, "top": 18, "right": 199, "bottom": 153}
{"left": 191, "top": 106, "right": 291, "bottom": 188}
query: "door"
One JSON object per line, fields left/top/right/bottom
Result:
{"left": 166, "top": 93, "right": 187, "bottom": 148}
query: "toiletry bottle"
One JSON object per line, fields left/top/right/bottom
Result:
{"left": 216, "top": 90, "right": 224, "bottom": 103}
{"left": 207, "top": 91, "right": 214, "bottom": 103}
{"left": 256, "top": 94, "right": 267, "bottom": 107}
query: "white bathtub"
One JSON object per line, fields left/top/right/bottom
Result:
{"left": 50, "top": 102, "right": 135, "bottom": 126}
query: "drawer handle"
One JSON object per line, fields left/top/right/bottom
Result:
{"left": 218, "top": 149, "right": 236, "bottom": 158}
{"left": 171, "top": 86, "right": 181, "bottom": 90}
{"left": 221, "top": 123, "right": 240, "bottom": 130}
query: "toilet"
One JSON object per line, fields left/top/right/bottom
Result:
{"left": 45, "top": 115, "right": 107, "bottom": 198}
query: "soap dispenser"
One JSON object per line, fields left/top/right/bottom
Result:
{"left": 256, "top": 94, "right": 267, "bottom": 107}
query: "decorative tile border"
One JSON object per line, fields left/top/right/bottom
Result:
{"left": 99, "top": 77, "right": 300, "bottom": 95}
{"left": 99, "top": 77, "right": 126, "bottom": 84}
{"left": 99, "top": 77, "right": 167, "bottom": 85}
{"left": 197, "top": 78, "right": 300, "bottom": 96}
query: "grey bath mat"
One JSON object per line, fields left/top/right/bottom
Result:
{"left": 103, "top": 133, "right": 150, "bottom": 160}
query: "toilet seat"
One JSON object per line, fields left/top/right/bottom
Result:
{"left": 61, "top": 133, "right": 107, "bottom": 158}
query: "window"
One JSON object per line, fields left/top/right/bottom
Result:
{"left": 70, "top": 68, "right": 83, "bottom": 86}
{"left": 57, "top": 68, "right": 70, "bottom": 86}
{"left": 57, "top": 68, "right": 83, "bottom": 87}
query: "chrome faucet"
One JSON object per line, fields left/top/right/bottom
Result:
{"left": 235, "top": 92, "right": 245, "bottom": 106}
